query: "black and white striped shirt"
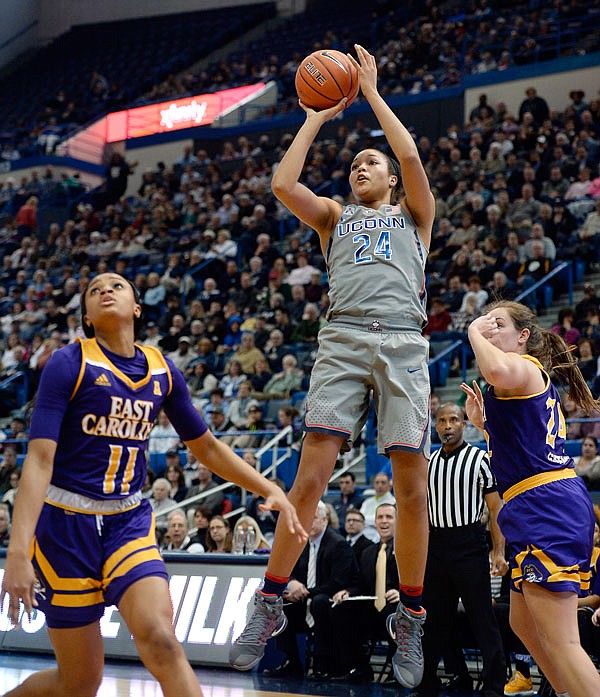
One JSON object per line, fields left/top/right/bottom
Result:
{"left": 428, "top": 441, "right": 497, "bottom": 528}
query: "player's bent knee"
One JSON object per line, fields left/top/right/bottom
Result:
{"left": 136, "top": 624, "right": 185, "bottom": 672}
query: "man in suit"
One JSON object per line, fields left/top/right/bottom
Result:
{"left": 344, "top": 508, "right": 374, "bottom": 562}
{"left": 271, "top": 500, "right": 358, "bottom": 678}
{"left": 332, "top": 502, "right": 399, "bottom": 681}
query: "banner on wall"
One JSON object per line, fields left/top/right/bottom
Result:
{"left": 105, "top": 84, "right": 266, "bottom": 142}
{"left": 0, "top": 557, "right": 265, "bottom": 666}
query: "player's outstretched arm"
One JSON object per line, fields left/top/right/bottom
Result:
{"left": 185, "top": 430, "right": 307, "bottom": 543}
{"left": 348, "top": 44, "right": 434, "bottom": 238}
{"left": 2, "top": 438, "right": 55, "bottom": 625}
{"left": 271, "top": 101, "right": 345, "bottom": 237}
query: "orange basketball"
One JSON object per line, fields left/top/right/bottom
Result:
{"left": 295, "top": 49, "right": 359, "bottom": 111}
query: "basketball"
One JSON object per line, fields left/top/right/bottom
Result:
{"left": 295, "top": 49, "right": 359, "bottom": 111}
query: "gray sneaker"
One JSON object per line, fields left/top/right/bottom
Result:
{"left": 386, "top": 602, "right": 426, "bottom": 688}
{"left": 229, "top": 591, "right": 288, "bottom": 671}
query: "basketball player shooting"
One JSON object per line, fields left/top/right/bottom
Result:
{"left": 230, "top": 44, "right": 435, "bottom": 689}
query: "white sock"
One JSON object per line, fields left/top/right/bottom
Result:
{"left": 556, "top": 692, "right": 570, "bottom": 697}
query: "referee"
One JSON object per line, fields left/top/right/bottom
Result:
{"left": 411, "top": 402, "right": 508, "bottom": 697}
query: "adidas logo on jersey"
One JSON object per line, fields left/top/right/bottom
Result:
{"left": 94, "top": 373, "right": 111, "bottom": 387}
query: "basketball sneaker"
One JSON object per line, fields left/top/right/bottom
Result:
{"left": 504, "top": 670, "right": 535, "bottom": 696}
{"left": 229, "top": 591, "right": 288, "bottom": 671}
{"left": 386, "top": 602, "right": 426, "bottom": 688}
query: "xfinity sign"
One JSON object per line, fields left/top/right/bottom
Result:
{"left": 159, "top": 100, "right": 208, "bottom": 129}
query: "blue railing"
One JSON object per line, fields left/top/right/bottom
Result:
{"left": 514, "top": 260, "right": 575, "bottom": 309}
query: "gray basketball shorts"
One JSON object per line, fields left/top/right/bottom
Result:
{"left": 304, "top": 322, "right": 431, "bottom": 457}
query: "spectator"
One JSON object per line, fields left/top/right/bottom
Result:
{"left": 188, "top": 505, "right": 212, "bottom": 548}
{"left": 149, "top": 477, "right": 173, "bottom": 538}
{"left": 577, "top": 338, "right": 599, "bottom": 383}
{"left": 272, "top": 307, "right": 296, "bottom": 344}
{"left": 0, "top": 447, "right": 19, "bottom": 497}
{"left": 291, "top": 302, "right": 323, "bottom": 345}
{"left": 287, "top": 251, "right": 320, "bottom": 286}
{"left": 263, "top": 329, "right": 287, "bottom": 373}
{"left": 551, "top": 308, "right": 581, "bottom": 347}
{"left": 186, "top": 463, "right": 224, "bottom": 516}
{"left": 165, "top": 458, "right": 188, "bottom": 503}
{"left": 148, "top": 409, "right": 181, "bottom": 454}
{"left": 222, "top": 316, "right": 243, "bottom": 353}
{"left": 205, "top": 515, "right": 233, "bottom": 553}
{"left": 161, "top": 509, "right": 204, "bottom": 553}
{"left": 518, "top": 86, "right": 549, "bottom": 126}
{"left": 284, "top": 280, "right": 307, "bottom": 321}
{"left": 104, "top": 152, "right": 137, "bottom": 205}
{"left": 252, "top": 354, "right": 303, "bottom": 401}
{"left": 200, "top": 388, "right": 227, "bottom": 419}
{"left": 342, "top": 508, "right": 373, "bottom": 561}
{"left": 227, "top": 380, "right": 257, "bottom": 429}
{"left": 579, "top": 198, "right": 600, "bottom": 259}
{"left": 14, "top": 196, "right": 39, "bottom": 237}
{"left": 141, "top": 467, "right": 156, "bottom": 500}
{"left": 228, "top": 403, "right": 270, "bottom": 450}
{"left": 3, "top": 418, "right": 27, "bottom": 455}
{"left": 249, "top": 356, "right": 273, "bottom": 393}
{"left": 487, "top": 271, "right": 518, "bottom": 302}
{"left": 218, "top": 359, "right": 247, "bottom": 399}
{"left": 0, "top": 503, "right": 10, "bottom": 548}
{"left": 186, "top": 361, "right": 218, "bottom": 401}
{"left": 1, "top": 469, "right": 20, "bottom": 512}
{"left": 574, "top": 436, "right": 600, "bottom": 490}
{"left": 231, "top": 332, "right": 266, "bottom": 375}
{"left": 425, "top": 297, "right": 453, "bottom": 338}
{"left": 565, "top": 167, "right": 593, "bottom": 202}
{"left": 360, "top": 472, "right": 396, "bottom": 542}
{"left": 167, "top": 335, "right": 195, "bottom": 373}
{"left": 331, "top": 471, "right": 364, "bottom": 533}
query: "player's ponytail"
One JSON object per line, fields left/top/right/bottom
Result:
{"left": 542, "top": 328, "right": 600, "bottom": 414}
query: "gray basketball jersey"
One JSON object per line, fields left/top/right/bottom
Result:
{"left": 326, "top": 203, "right": 428, "bottom": 328}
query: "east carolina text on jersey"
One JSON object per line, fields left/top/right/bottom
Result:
{"left": 81, "top": 396, "right": 155, "bottom": 440}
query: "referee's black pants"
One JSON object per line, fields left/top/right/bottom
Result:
{"left": 418, "top": 523, "right": 505, "bottom": 697}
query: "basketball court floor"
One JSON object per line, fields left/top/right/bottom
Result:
{"left": 0, "top": 651, "right": 484, "bottom": 697}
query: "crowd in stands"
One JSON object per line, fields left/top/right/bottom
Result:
{"left": 1, "top": 0, "right": 599, "bottom": 159}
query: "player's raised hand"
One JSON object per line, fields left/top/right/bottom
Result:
{"left": 347, "top": 44, "right": 378, "bottom": 98}
{"left": 460, "top": 380, "right": 485, "bottom": 430}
